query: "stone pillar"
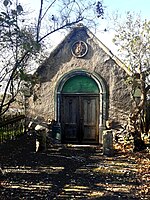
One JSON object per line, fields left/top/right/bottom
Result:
{"left": 52, "top": 122, "right": 61, "bottom": 141}
{"left": 35, "top": 125, "right": 46, "bottom": 152}
{"left": 103, "top": 130, "right": 114, "bottom": 156}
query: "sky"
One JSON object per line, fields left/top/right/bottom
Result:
{"left": 96, "top": 0, "right": 150, "bottom": 53}
{"left": 0, "top": 0, "right": 149, "bottom": 93}
{"left": 103, "top": 0, "right": 150, "bottom": 19}
{"left": 20, "top": 0, "right": 150, "bottom": 19}
{"left": 19, "top": 0, "right": 149, "bottom": 54}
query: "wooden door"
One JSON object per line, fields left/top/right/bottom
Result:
{"left": 81, "top": 96, "right": 99, "bottom": 143}
{"left": 61, "top": 95, "right": 79, "bottom": 142}
{"left": 61, "top": 94, "right": 99, "bottom": 144}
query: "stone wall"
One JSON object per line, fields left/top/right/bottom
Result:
{"left": 27, "top": 26, "right": 131, "bottom": 128}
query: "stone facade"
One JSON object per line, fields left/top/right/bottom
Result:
{"left": 27, "top": 25, "right": 132, "bottom": 143}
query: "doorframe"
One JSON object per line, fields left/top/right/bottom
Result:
{"left": 61, "top": 93, "right": 100, "bottom": 144}
{"left": 55, "top": 69, "right": 107, "bottom": 143}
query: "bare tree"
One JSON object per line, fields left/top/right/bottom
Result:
{"left": 113, "top": 12, "right": 150, "bottom": 151}
{"left": 0, "top": 0, "right": 104, "bottom": 116}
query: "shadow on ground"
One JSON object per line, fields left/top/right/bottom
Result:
{"left": 0, "top": 135, "right": 146, "bottom": 199}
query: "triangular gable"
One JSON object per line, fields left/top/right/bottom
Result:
{"left": 85, "top": 26, "right": 132, "bottom": 76}
{"left": 37, "top": 24, "right": 132, "bottom": 76}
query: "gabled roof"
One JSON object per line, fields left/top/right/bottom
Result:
{"left": 87, "top": 28, "right": 133, "bottom": 76}
{"left": 39, "top": 24, "right": 133, "bottom": 76}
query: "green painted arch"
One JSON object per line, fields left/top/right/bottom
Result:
{"left": 62, "top": 75, "right": 99, "bottom": 93}
{"left": 55, "top": 70, "right": 107, "bottom": 138}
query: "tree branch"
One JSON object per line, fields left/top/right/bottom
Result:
{"left": 36, "top": 0, "right": 43, "bottom": 42}
{"left": 38, "top": 18, "right": 83, "bottom": 43}
{"left": 40, "top": 0, "right": 57, "bottom": 22}
{"left": 0, "top": 51, "right": 30, "bottom": 114}
{"left": 146, "top": 85, "right": 150, "bottom": 93}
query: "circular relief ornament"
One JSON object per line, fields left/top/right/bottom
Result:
{"left": 71, "top": 41, "right": 88, "bottom": 58}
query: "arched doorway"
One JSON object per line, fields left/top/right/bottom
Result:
{"left": 56, "top": 70, "right": 107, "bottom": 144}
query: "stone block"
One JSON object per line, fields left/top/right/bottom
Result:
{"left": 103, "top": 130, "right": 114, "bottom": 156}
{"left": 35, "top": 125, "right": 47, "bottom": 152}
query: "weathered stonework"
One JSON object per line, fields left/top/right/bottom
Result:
{"left": 27, "top": 25, "right": 132, "bottom": 142}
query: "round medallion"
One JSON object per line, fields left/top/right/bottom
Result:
{"left": 71, "top": 41, "right": 88, "bottom": 58}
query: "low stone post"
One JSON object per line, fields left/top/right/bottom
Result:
{"left": 35, "top": 125, "right": 46, "bottom": 152}
{"left": 52, "top": 122, "right": 61, "bottom": 141}
{"left": 103, "top": 130, "right": 114, "bottom": 156}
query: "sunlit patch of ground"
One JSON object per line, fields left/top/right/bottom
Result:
{"left": 0, "top": 136, "right": 150, "bottom": 199}
{"left": 5, "top": 166, "right": 64, "bottom": 173}
{"left": 3, "top": 183, "right": 53, "bottom": 190}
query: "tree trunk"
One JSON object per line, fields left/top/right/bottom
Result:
{"left": 128, "top": 73, "right": 148, "bottom": 152}
{"left": 127, "top": 112, "right": 146, "bottom": 152}
{"left": 132, "top": 130, "right": 146, "bottom": 152}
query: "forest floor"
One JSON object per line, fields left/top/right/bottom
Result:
{"left": 0, "top": 135, "right": 150, "bottom": 200}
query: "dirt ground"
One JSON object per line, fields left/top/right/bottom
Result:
{"left": 0, "top": 135, "right": 150, "bottom": 200}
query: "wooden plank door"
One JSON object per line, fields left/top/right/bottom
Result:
{"left": 61, "top": 95, "right": 79, "bottom": 143}
{"left": 61, "top": 95, "right": 99, "bottom": 144}
{"left": 81, "top": 96, "right": 99, "bottom": 143}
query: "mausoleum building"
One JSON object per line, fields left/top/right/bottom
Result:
{"left": 27, "top": 24, "right": 132, "bottom": 144}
